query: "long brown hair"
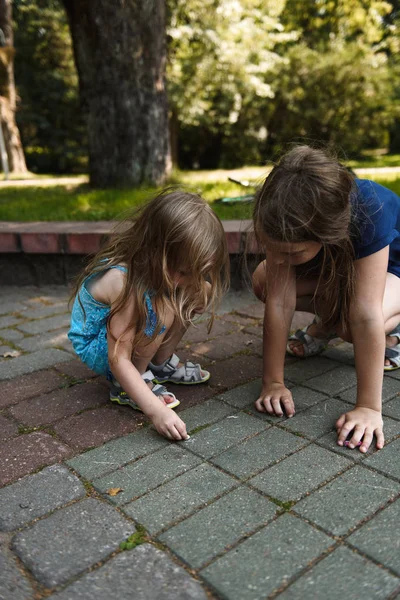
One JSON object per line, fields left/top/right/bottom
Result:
{"left": 71, "top": 189, "right": 230, "bottom": 357}
{"left": 253, "top": 145, "right": 356, "bottom": 332}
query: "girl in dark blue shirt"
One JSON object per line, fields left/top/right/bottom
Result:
{"left": 252, "top": 145, "right": 400, "bottom": 454}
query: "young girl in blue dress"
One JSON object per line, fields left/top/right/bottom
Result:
{"left": 252, "top": 145, "right": 400, "bottom": 453}
{"left": 69, "top": 190, "right": 229, "bottom": 441}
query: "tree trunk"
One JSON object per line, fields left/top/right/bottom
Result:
{"left": 0, "top": 0, "right": 27, "bottom": 174}
{"left": 62, "top": 0, "right": 171, "bottom": 188}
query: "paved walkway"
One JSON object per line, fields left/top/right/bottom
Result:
{"left": 0, "top": 286, "right": 399, "bottom": 600}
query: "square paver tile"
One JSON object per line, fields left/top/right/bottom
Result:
{"left": 278, "top": 545, "right": 399, "bottom": 599}
{"left": 12, "top": 498, "right": 134, "bottom": 588}
{"left": 200, "top": 513, "right": 333, "bottom": 600}
{"left": 306, "top": 365, "right": 357, "bottom": 395}
{"left": 294, "top": 465, "right": 400, "bottom": 536}
{"left": 340, "top": 377, "right": 399, "bottom": 405}
{"left": 93, "top": 445, "right": 202, "bottom": 505}
{"left": 0, "top": 539, "right": 35, "bottom": 600}
{"left": 48, "top": 544, "right": 208, "bottom": 600}
{"left": 281, "top": 398, "right": 350, "bottom": 439}
{"left": 216, "top": 380, "right": 262, "bottom": 409}
{"left": 284, "top": 357, "right": 340, "bottom": 384}
{"left": 66, "top": 428, "right": 168, "bottom": 480}
{"left": 382, "top": 397, "right": 400, "bottom": 420}
{"left": 211, "top": 427, "right": 308, "bottom": 480}
{"left": 249, "top": 444, "right": 351, "bottom": 501}
{"left": 178, "top": 397, "right": 238, "bottom": 432}
{"left": 364, "top": 437, "right": 400, "bottom": 480}
{"left": 183, "top": 412, "right": 268, "bottom": 459}
{"left": 122, "top": 463, "right": 237, "bottom": 534}
{"left": 0, "top": 465, "right": 85, "bottom": 531}
{"left": 347, "top": 498, "right": 400, "bottom": 576}
{"left": 160, "top": 487, "right": 278, "bottom": 569}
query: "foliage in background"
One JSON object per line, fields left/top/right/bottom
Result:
{"left": 13, "top": 0, "right": 86, "bottom": 173}
{"left": 10, "top": 0, "right": 400, "bottom": 173}
{"left": 0, "top": 165, "right": 398, "bottom": 222}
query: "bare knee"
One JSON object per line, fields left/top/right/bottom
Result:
{"left": 252, "top": 261, "right": 267, "bottom": 302}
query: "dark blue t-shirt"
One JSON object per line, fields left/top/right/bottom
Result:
{"left": 352, "top": 179, "right": 400, "bottom": 276}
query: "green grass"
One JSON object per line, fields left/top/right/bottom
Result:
{"left": 0, "top": 162, "right": 398, "bottom": 222}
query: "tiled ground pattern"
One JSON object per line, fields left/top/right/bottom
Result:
{"left": 0, "top": 286, "right": 399, "bottom": 599}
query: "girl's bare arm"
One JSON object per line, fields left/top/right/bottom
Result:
{"left": 106, "top": 284, "right": 187, "bottom": 440}
{"left": 336, "top": 246, "right": 388, "bottom": 451}
{"left": 256, "top": 262, "right": 296, "bottom": 416}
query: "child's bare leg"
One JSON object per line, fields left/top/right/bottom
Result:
{"left": 253, "top": 260, "right": 331, "bottom": 356}
{"left": 382, "top": 273, "right": 400, "bottom": 367}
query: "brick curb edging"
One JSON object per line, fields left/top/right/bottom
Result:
{"left": 0, "top": 220, "right": 262, "bottom": 255}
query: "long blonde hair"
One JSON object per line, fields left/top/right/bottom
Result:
{"left": 71, "top": 189, "right": 230, "bottom": 356}
{"left": 253, "top": 145, "right": 356, "bottom": 332}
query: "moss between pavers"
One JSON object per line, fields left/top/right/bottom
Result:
{"left": 119, "top": 524, "right": 148, "bottom": 551}
{"left": 269, "top": 497, "right": 296, "bottom": 512}
{"left": 188, "top": 423, "right": 212, "bottom": 436}
{"left": 17, "top": 425, "right": 57, "bottom": 437}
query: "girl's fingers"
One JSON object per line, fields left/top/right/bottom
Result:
{"left": 175, "top": 420, "right": 188, "bottom": 440}
{"left": 281, "top": 396, "right": 295, "bottom": 417}
{"left": 337, "top": 421, "right": 355, "bottom": 446}
{"left": 375, "top": 429, "right": 385, "bottom": 450}
{"left": 255, "top": 397, "right": 267, "bottom": 413}
{"left": 347, "top": 425, "right": 365, "bottom": 449}
{"left": 336, "top": 413, "right": 346, "bottom": 432}
{"left": 257, "top": 396, "right": 273, "bottom": 414}
{"left": 359, "top": 429, "right": 373, "bottom": 453}
{"left": 271, "top": 396, "right": 284, "bottom": 417}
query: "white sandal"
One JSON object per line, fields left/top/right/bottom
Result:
{"left": 384, "top": 326, "right": 400, "bottom": 371}
{"left": 287, "top": 320, "right": 335, "bottom": 358}
{"left": 149, "top": 353, "right": 210, "bottom": 385}
{"left": 109, "top": 370, "right": 180, "bottom": 411}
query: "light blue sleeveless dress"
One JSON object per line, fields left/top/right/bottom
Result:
{"left": 68, "top": 265, "right": 166, "bottom": 377}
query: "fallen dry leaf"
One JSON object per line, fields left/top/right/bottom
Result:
{"left": 107, "top": 487, "right": 124, "bottom": 496}
{"left": 2, "top": 350, "right": 21, "bottom": 358}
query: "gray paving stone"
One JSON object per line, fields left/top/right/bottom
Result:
{"left": 0, "top": 465, "right": 85, "bottom": 532}
{"left": 216, "top": 379, "right": 262, "bottom": 409}
{"left": 123, "top": 463, "right": 237, "bottom": 535}
{"left": 0, "top": 348, "right": 72, "bottom": 380}
{"left": 347, "top": 498, "right": 400, "bottom": 576}
{"left": 211, "top": 427, "right": 308, "bottom": 480}
{"left": 16, "top": 315, "right": 71, "bottom": 335}
{"left": 160, "top": 487, "right": 278, "bottom": 569}
{"left": 322, "top": 341, "right": 355, "bottom": 365}
{"left": 48, "top": 544, "right": 208, "bottom": 600}
{"left": 278, "top": 545, "right": 399, "bottom": 600}
{"left": 282, "top": 398, "right": 350, "bottom": 439}
{"left": 364, "top": 437, "right": 400, "bottom": 480}
{"left": 12, "top": 498, "right": 134, "bottom": 588}
{"left": 284, "top": 357, "right": 340, "bottom": 383}
{"left": 178, "top": 397, "right": 238, "bottom": 432}
{"left": 19, "top": 305, "right": 69, "bottom": 320}
{"left": 0, "top": 315, "right": 25, "bottom": 330}
{"left": 67, "top": 428, "right": 168, "bottom": 480}
{"left": 0, "top": 301, "right": 32, "bottom": 316}
{"left": 249, "top": 444, "right": 352, "bottom": 501}
{"left": 340, "top": 377, "right": 399, "bottom": 405}
{"left": 0, "top": 328, "right": 25, "bottom": 342}
{"left": 184, "top": 412, "right": 268, "bottom": 459}
{"left": 93, "top": 445, "right": 203, "bottom": 505}
{"left": 0, "top": 537, "right": 35, "bottom": 600}
{"left": 294, "top": 465, "right": 400, "bottom": 536}
{"left": 16, "top": 329, "right": 73, "bottom": 353}
{"left": 200, "top": 513, "right": 333, "bottom": 600}
{"left": 383, "top": 397, "right": 400, "bottom": 420}
{"left": 306, "top": 365, "right": 357, "bottom": 395}
{"left": 385, "top": 368, "right": 400, "bottom": 380}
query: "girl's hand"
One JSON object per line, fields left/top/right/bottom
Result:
{"left": 336, "top": 407, "right": 384, "bottom": 453}
{"left": 255, "top": 383, "right": 295, "bottom": 417}
{"left": 151, "top": 405, "right": 189, "bottom": 441}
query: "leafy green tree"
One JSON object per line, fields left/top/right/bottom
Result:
{"left": 13, "top": 0, "right": 85, "bottom": 173}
